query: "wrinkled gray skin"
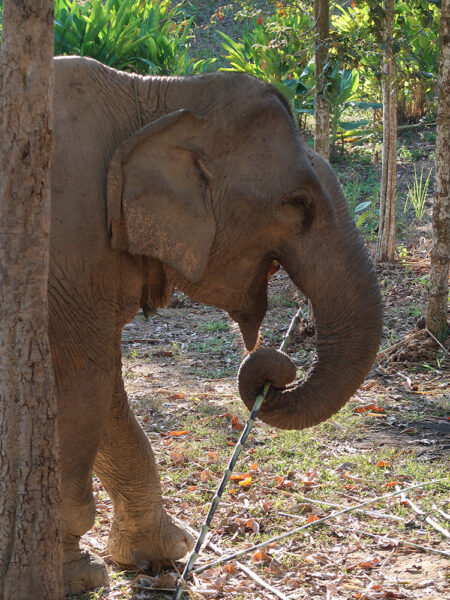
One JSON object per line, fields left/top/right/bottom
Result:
{"left": 51, "top": 56, "right": 382, "bottom": 594}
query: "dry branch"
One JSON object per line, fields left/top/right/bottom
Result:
{"left": 425, "top": 328, "right": 450, "bottom": 356}
{"left": 376, "top": 330, "right": 424, "bottom": 362}
{"left": 433, "top": 505, "right": 450, "bottom": 522}
{"left": 338, "top": 524, "right": 450, "bottom": 558}
{"left": 280, "top": 517, "right": 450, "bottom": 558}
{"left": 404, "top": 497, "right": 450, "bottom": 540}
{"left": 291, "top": 496, "right": 405, "bottom": 522}
{"left": 192, "top": 479, "right": 447, "bottom": 574}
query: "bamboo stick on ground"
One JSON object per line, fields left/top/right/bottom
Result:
{"left": 335, "top": 524, "right": 450, "bottom": 558}
{"left": 192, "top": 479, "right": 447, "bottom": 574}
{"left": 171, "top": 308, "right": 304, "bottom": 599}
{"left": 278, "top": 515, "right": 450, "bottom": 558}
{"left": 291, "top": 496, "right": 405, "bottom": 522}
{"left": 177, "top": 520, "right": 290, "bottom": 600}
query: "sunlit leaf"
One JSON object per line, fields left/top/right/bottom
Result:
{"left": 306, "top": 514, "right": 320, "bottom": 523}
{"left": 238, "top": 476, "right": 252, "bottom": 487}
{"left": 230, "top": 473, "right": 251, "bottom": 481}
{"left": 253, "top": 549, "right": 272, "bottom": 562}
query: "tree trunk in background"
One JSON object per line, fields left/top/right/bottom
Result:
{"left": 0, "top": 1, "right": 62, "bottom": 598}
{"left": 377, "top": 0, "right": 397, "bottom": 263}
{"left": 314, "top": 0, "right": 330, "bottom": 161}
{"left": 426, "top": 0, "right": 449, "bottom": 339}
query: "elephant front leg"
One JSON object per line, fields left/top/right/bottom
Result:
{"left": 94, "top": 374, "right": 194, "bottom": 569}
{"left": 57, "top": 372, "right": 113, "bottom": 595}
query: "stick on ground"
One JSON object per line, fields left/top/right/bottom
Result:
{"left": 192, "top": 478, "right": 448, "bottom": 574}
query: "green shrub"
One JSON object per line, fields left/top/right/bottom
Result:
{"left": 53, "top": 0, "right": 215, "bottom": 75}
{"left": 0, "top": 0, "right": 214, "bottom": 74}
{"left": 220, "top": 5, "right": 315, "bottom": 112}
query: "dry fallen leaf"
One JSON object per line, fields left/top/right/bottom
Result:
{"left": 358, "top": 556, "right": 380, "bottom": 569}
{"left": 230, "top": 473, "right": 251, "bottom": 481}
{"left": 306, "top": 514, "right": 320, "bottom": 523}
{"left": 231, "top": 416, "right": 244, "bottom": 430}
{"left": 152, "top": 572, "right": 178, "bottom": 588}
{"left": 354, "top": 404, "right": 384, "bottom": 413}
{"left": 253, "top": 549, "right": 272, "bottom": 563}
{"left": 207, "top": 451, "right": 218, "bottom": 463}
{"left": 169, "top": 451, "right": 185, "bottom": 465}
{"left": 386, "top": 480, "right": 403, "bottom": 487}
{"left": 201, "top": 469, "right": 213, "bottom": 482}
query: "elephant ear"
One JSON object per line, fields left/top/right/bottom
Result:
{"left": 107, "top": 109, "right": 215, "bottom": 282}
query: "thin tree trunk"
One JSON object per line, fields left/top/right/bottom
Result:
{"left": 0, "top": 1, "right": 62, "bottom": 599}
{"left": 377, "top": 0, "right": 397, "bottom": 263}
{"left": 426, "top": 0, "right": 449, "bottom": 339}
{"left": 314, "top": 0, "right": 330, "bottom": 161}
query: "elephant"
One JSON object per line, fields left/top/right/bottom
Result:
{"left": 49, "top": 56, "right": 382, "bottom": 594}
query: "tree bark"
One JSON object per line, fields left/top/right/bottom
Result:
{"left": 377, "top": 0, "right": 397, "bottom": 263}
{"left": 0, "top": 2, "right": 62, "bottom": 598}
{"left": 426, "top": 0, "right": 449, "bottom": 339}
{"left": 314, "top": 0, "right": 330, "bottom": 161}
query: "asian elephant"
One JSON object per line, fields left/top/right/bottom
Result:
{"left": 50, "top": 56, "right": 382, "bottom": 594}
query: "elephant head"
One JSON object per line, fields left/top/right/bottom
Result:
{"left": 107, "top": 73, "right": 382, "bottom": 431}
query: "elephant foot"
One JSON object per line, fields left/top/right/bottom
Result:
{"left": 63, "top": 548, "right": 109, "bottom": 595}
{"left": 108, "top": 509, "right": 195, "bottom": 570}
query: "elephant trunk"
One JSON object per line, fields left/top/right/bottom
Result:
{"left": 238, "top": 187, "right": 383, "bottom": 431}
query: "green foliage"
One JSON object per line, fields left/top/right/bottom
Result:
{"left": 220, "top": 5, "right": 382, "bottom": 140}
{"left": 331, "top": 1, "right": 440, "bottom": 123}
{"left": 325, "top": 66, "right": 382, "bottom": 148}
{"left": 53, "top": 0, "right": 215, "bottom": 75}
{"left": 220, "top": 5, "right": 315, "bottom": 112}
{"left": 404, "top": 165, "right": 432, "bottom": 224}
{"left": 55, "top": 0, "right": 164, "bottom": 73}
{"left": 342, "top": 174, "right": 380, "bottom": 237}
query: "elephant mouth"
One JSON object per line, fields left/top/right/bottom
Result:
{"left": 228, "top": 260, "right": 281, "bottom": 350}
{"left": 228, "top": 309, "right": 263, "bottom": 350}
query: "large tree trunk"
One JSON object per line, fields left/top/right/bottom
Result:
{"left": 426, "top": 0, "right": 449, "bottom": 338}
{"left": 0, "top": 1, "right": 62, "bottom": 598}
{"left": 377, "top": 0, "right": 397, "bottom": 263}
{"left": 314, "top": 0, "right": 330, "bottom": 161}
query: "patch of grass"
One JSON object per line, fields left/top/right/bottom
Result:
{"left": 202, "top": 320, "right": 230, "bottom": 333}
{"left": 188, "top": 337, "right": 228, "bottom": 354}
{"left": 190, "top": 365, "right": 237, "bottom": 379}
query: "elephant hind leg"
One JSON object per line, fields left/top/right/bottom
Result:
{"left": 94, "top": 369, "right": 194, "bottom": 569}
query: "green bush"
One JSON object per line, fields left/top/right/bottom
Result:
{"left": 54, "top": 0, "right": 215, "bottom": 75}
{"left": 220, "top": 5, "right": 315, "bottom": 112}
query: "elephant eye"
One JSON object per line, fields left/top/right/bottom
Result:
{"left": 283, "top": 191, "right": 310, "bottom": 208}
